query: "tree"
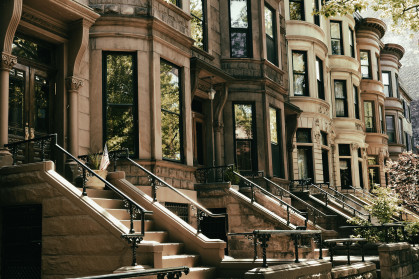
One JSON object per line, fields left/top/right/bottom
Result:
{"left": 318, "top": 0, "right": 419, "bottom": 32}
{"left": 386, "top": 152, "right": 419, "bottom": 213}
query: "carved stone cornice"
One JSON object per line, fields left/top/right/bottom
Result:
{"left": 1, "top": 52, "right": 17, "bottom": 71}
{"left": 66, "top": 76, "right": 84, "bottom": 91}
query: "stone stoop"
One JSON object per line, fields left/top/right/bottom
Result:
{"left": 87, "top": 188, "right": 217, "bottom": 278}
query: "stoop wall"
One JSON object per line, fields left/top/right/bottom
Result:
{"left": 378, "top": 242, "right": 419, "bottom": 279}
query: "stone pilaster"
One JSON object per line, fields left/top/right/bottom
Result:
{"left": 0, "top": 52, "right": 17, "bottom": 167}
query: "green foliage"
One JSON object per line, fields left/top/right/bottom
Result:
{"left": 87, "top": 153, "right": 102, "bottom": 170}
{"left": 405, "top": 221, "right": 419, "bottom": 236}
{"left": 224, "top": 166, "right": 241, "bottom": 185}
{"left": 368, "top": 185, "right": 402, "bottom": 224}
{"left": 316, "top": 0, "right": 419, "bottom": 32}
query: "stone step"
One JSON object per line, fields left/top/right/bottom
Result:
{"left": 161, "top": 254, "right": 200, "bottom": 268}
{"left": 84, "top": 188, "right": 120, "bottom": 199}
{"left": 92, "top": 197, "right": 126, "bottom": 209}
{"left": 106, "top": 209, "right": 136, "bottom": 220}
{"left": 143, "top": 231, "right": 169, "bottom": 242}
{"left": 121, "top": 220, "right": 154, "bottom": 232}
{"left": 183, "top": 267, "right": 217, "bottom": 279}
{"left": 138, "top": 242, "right": 185, "bottom": 256}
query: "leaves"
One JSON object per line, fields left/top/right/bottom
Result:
{"left": 316, "top": 0, "right": 419, "bottom": 32}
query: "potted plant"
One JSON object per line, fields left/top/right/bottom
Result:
{"left": 84, "top": 145, "right": 110, "bottom": 189}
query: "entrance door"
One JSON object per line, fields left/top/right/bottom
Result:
{"left": 8, "top": 65, "right": 52, "bottom": 163}
{"left": 1, "top": 205, "right": 42, "bottom": 278}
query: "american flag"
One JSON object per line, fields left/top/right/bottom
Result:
{"left": 99, "top": 143, "right": 110, "bottom": 170}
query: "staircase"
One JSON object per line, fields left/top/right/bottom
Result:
{"left": 87, "top": 187, "right": 217, "bottom": 278}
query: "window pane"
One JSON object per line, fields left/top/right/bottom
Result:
{"left": 340, "top": 159, "right": 352, "bottom": 189}
{"left": 234, "top": 104, "right": 253, "bottom": 139}
{"left": 353, "top": 86, "right": 359, "bottom": 119}
{"left": 269, "top": 107, "right": 278, "bottom": 144}
{"left": 161, "top": 60, "right": 182, "bottom": 161}
{"left": 161, "top": 111, "right": 181, "bottom": 160}
{"left": 293, "top": 52, "right": 306, "bottom": 72}
{"left": 330, "top": 22, "right": 342, "bottom": 55}
{"left": 191, "top": 0, "right": 205, "bottom": 50}
{"left": 9, "top": 69, "right": 25, "bottom": 130}
{"left": 265, "top": 7, "right": 273, "bottom": 37}
{"left": 386, "top": 116, "right": 395, "bottom": 143}
{"left": 230, "top": 0, "right": 248, "bottom": 28}
{"left": 293, "top": 51, "right": 307, "bottom": 96}
{"left": 34, "top": 75, "right": 49, "bottom": 133}
{"left": 334, "top": 81, "right": 344, "bottom": 98}
{"left": 105, "top": 53, "right": 137, "bottom": 154}
{"left": 231, "top": 31, "right": 248, "bottom": 58}
{"left": 321, "top": 132, "right": 328, "bottom": 146}
{"left": 12, "top": 36, "right": 52, "bottom": 65}
{"left": 289, "top": 0, "right": 304, "bottom": 20}
{"left": 330, "top": 22, "right": 341, "bottom": 38}
{"left": 296, "top": 128, "right": 311, "bottom": 143}
{"left": 298, "top": 147, "right": 313, "bottom": 180}
{"left": 236, "top": 140, "right": 252, "bottom": 171}
{"left": 364, "top": 101, "right": 374, "bottom": 132}
{"left": 339, "top": 144, "right": 351, "bottom": 156}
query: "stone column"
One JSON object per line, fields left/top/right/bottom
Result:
{"left": 214, "top": 121, "right": 224, "bottom": 166}
{"left": 65, "top": 76, "right": 83, "bottom": 156}
{"left": 0, "top": 52, "right": 17, "bottom": 166}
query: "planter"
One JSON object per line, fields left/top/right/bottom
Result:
{"left": 85, "top": 170, "right": 108, "bottom": 189}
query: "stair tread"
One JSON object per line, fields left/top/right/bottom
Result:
{"left": 162, "top": 255, "right": 198, "bottom": 259}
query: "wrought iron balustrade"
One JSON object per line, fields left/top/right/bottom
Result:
{"left": 340, "top": 223, "right": 410, "bottom": 244}
{"left": 231, "top": 170, "right": 308, "bottom": 227}
{"left": 5, "top": 134, "right": 152, "bottom": 266}
{"left": 114, "top": 149, "right": 227, "bottom": 234}
{"left": 324, "top": 238, "right": 366, "bottom": 267}
{"left": 309, "top": 184, "right": 371, "bottom": 222}
{"left": 69, "top": 266, "right": 190, "bottom": 279}
{"left": 78, "top": 149, "right": 128, "bottom": 172}
{"left": 195, "top": 165, "right": 232, "bottom": 184}
{"left": 228, "top": 229, "right": 322, "bottom": 267}
{"left": 5, "top": 134, "right": 55, "bottom": 165}
{"left": 315, "top": 183, "right": 369, "bottom": 212}
{"left": 264, "top": 178, "right": 336, "bottom": 229}
{"left": 289, "top": 178, "right": 312, "bottom": 192}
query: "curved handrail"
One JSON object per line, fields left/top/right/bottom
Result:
{"left": 69, "top": 266, "right": 190, "bottom": 279}
{"left": 231, "top": 170, "right": 307, "bottom": 227}
{"left": 264, "top": 178, "right": 335, "bottom": 221}
{"left": 348, "top": 186, "right": 377, "bottom": 201}
{"left": 317, "top": 183, "right": 368, "bottom": 210}
{"left": 309, "top": 183, "right": 371, "bottom": 222}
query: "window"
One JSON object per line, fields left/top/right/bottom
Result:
{"left": 229, "top": 0, "right": 252, "bottom": 58}
{"left": 382, "top": 72, "right": 392, "bottom": 97}
{"left": 368, "top": 167, "right": 380, "bottom": 188}
{"left": 349, "top": 28, "right": 355, "bottom": 58}
{"left": 358, "top": 161, "right": 364, "bottom": 189}
{"left": 103, "top": 52, "right": 138, "bottom": 156}
{"left": 340, "top": 159, "right": 352, "bottom": 189}
{"left": 407, "top": 105, "right": 411, "bottom": 122}
{"left": 379, "top": 105, "right": 384, "bottom": 134}
{"left": 161, "top": 60, "right": 183, "bottom": 161}
{"left": 296, "top": 128, "right": 312, "bottom": 143}
{"left": 298, "top": 147, "right": 313, "bottom": 180}
{"left": 321, "top": 131, "right": 328, "bottom": 146}
{"left": 313, "top": 0, "right": 320, "bottom": 26}
{"left": 322, "top": 149, "right": 330, "bottom": 183}
{"left": 292, "top": 51, "right": 308, "bottom": 96}
{"left": 316, "top": 57, "right": 325, "bottom": 100}
{"left": 234, "top": 103, "right": 256, "bottom": 171}
{"left": 360, "top": 50, "right": 371, "bottom": 79}
{"left": 398, "top": 117, "right": 403, "bottom": 144}
{"left": 364, "top": 101, "right": 375, "bottom": 133}
{"left": 330, "top": 21, "right": 343, "bottom": 55}
{"left": 167, "top": 0, "right": 181, "bottom": 8}
{"left": 339, "top": 144, "right": 351, "bottom": 156}
{"left": 353, "top": 86, "right": 360, "bottom": 119}
{"left": 265, "top": 5, "right": 277, "bottom": 65}
{"left": 334, "top": 80, "right": 347, "bottom": 117}
{"left": 270, "top": 107, "right": 284, "bottom": 177}
{"left": 376, "top": 54, "right": 381, "bottom": 81}
{"left": 191, "top": 0, "right": 207, "bottom": 51}
{"left": 386, "top": 116, "right": 395, "bottom": 143}
{"left": 395, "top": 74, "right": 400, "bottom": 98}
{"left": 406, "top": 132, "right": 411, "bottom": 151}
{"left": 289, "top": 0, "right": 305, "bottom": 20}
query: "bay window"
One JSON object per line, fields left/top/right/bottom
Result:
{"left": 292, "top": 51, "right": 308, "bottom": 96}
{"left": 334, "top": 80, "right": 347, "bottom": 117}
{"left": 364, "top": 101, "right": 375, "bottom": 132}
{"left": 360, "top": 50, "right": 371, "bottom": 79}
{"left": 330, "top": 21, "right": 343, "bottom": 55}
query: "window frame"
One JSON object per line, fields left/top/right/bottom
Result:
{"left": 398, "top": 117, "right": 403, "bottom": 145}
{"left": 364, "top": 101, "right": 375, "bottom": 133}
{"left": 379, "top": 105, "right": 385, "bottom": 134}
{"left": 289, "top": 0, "right": 305, "bottom": 20}
{"left": 376, "top": 54, "right": 381, "bottom": 81}
{"left": 269, "top": 106, "right": 284, "bottom": 178}
{"left": 191, "top": 0, "right": 208, "bottom": 51}
{"left": 395, "top": 74, "right": 400, "bottom": 98}
{"left": 386, "top": 115, "right": 396, "bottom": 143}
{"left": 353, "top": 86, "right": 360, "bottom": 119}
{"left": 313, "top": 0, "right": 320, "bottom": 26}
{"left": 360, "top": 50, "right": 371, "bottom": 79}
{"left": 102, "top": 51, "right": 139, "bottom": 158}
{"left": 382, "top": 71, "right": 392, "bottom": 97}
{"left": 334, "top": 80, "right": 348, "bottom": 117}
{"left": 233, "top": 102, "right": 258, "bottom": 172}
{"left": 349, "top": 27, "right": 355, "bottom": 58}
{"left": 330, "top": 21, "right": 343, "bottom": 55}
{"left": 292, "top": 50, "right": 309, "bottom": 96}
{"left": 265, "top": 3, "right": 278, "bottom": 66}
{"left": 160, "top": 59, "right": 184, "bottom": 162}
{"left": 316, "top": 57, "right": 325, "bottom": 100}
{"left": 229, "top": 0, "right": 253, "bottom": 58}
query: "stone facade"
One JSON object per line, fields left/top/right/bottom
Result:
{"left": 378, "top": 243, "right": 419, "bottom": 279}
{"left": 412, "top": 100, "right": 419, "bottom": 152}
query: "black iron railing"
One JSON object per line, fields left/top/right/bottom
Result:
{"left": 264, "top": 178, "right": 336, "bottom": 228}
{"left": 5, "top": 134, "right": 55, "bottom": 165}
{"left": 5, "top": 134, "right": 152, "bottom": 266}
{"left": 289, "top": 178, "right": 312, "bottom": 191}
{"left": 195, "top": 165, "right": 232, "bottom": 184}
{"left": 69, "top": 266, "right": 190, "bottom": 279}
{"left": 324, "top": 238, "right": 366, "bottom": 267}
{"left": 348, "top": 186, "right": 377, "bottom": 201}
{"left": 228, "top": 230, "right": 322, "bottom": 267}
{"left": 231, "top": 170, "right": 307, "bottom": 227}
{"left": 309, "top": 184, "right": 371, "bottom": 222}
{"left": 340, "top": 223, "right": 409, "bottom": 244}
{"left": 78, "top": 150, "right": 127, "bottom": 172}
{"left": 113, "top": 149, "right": 227, "bottom": 234}
{"left": 315, "top": 183, "right": 369, "bottom": 213}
